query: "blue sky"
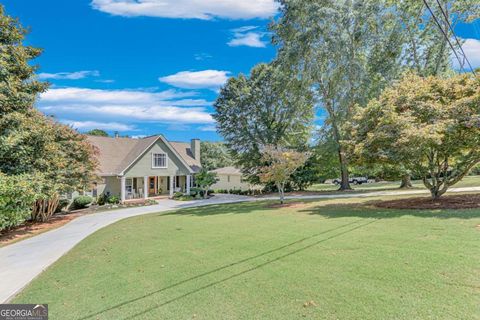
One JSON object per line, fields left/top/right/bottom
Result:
{"left": 4, "top": 1, "right": 480, "bottom": 142}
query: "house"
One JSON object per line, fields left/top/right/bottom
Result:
{"left": 86, "top": 135, "right": 201, "bottom": 202}
{"left": 209, "top": 167, "right": 252, "bottom": 191}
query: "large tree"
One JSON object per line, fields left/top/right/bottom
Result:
{"left": 392, "top": 0, "right": 480, "bottom": 187}
{"left": 273, "top": 0, "right": 404, "bottom": 190}
{"left": 0, "top": 5, "right": 97, "bottom": 221}
{"left": 352, "top": 73, "right": 480, "bottom": 199}
{"left": 200, "top": 141, "right": 234, "bottom": 171}
{"left": 398, "top": 0, "right": 480, "bottom": 77}
{"left": 213, "top": 63, "right": 314, "bottom": 182}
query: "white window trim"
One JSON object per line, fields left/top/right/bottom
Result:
{"left": 125, "top": 178, "right": 133, "bottom": 193}
{"left": 152, "top": 153, "right": 168, "bottom": 169}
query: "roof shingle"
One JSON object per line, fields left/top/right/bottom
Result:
{"left": 86, "top": 135, "right": 201, "bottom": 175}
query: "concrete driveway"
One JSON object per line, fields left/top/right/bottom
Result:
{"left": 1, "top": 187, "right": 479, "bottom": 302}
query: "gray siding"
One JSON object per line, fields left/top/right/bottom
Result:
{"left": 124, "top": 139, "right": 191, "bottom": 178}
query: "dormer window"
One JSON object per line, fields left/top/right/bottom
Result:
{"left": 152, "top": 153, "right": 167, "bottom": 168}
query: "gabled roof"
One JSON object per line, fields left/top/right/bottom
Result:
{"left": 87, "top": 135, "right": 201, "bottom": 176}
{"left": 210, "top": 166, "right": 242, "bottom": 175}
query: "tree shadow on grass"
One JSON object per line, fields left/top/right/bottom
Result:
{"left": 298, "top": 202, "right": 480, "bottom": 220}
{"left": 78, "top": 218, "right": 375, "bottom": 320}
{"left": 159, "top": 199, "right": 321, "bottom": 217}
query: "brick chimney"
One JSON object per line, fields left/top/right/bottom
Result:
{"left": 191, "top": 138, "right": 200, "bottom": 161}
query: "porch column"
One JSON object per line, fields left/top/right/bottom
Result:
{"left": 120, "top": 176, "right": 126, "bottom": 203}
{"left": 186, "top": 175, "right": 191, "bottom": 195}
{"left": 144, "top": 176, "right": 148, "bottom": 199}
{"left": 169, "top": 175, "right": 174, "bottom": 198}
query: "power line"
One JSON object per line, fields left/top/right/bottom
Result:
{"left": 421, "top": 0, "right": 468, "bottom": 74}
{"left": 434, "top": 0, "right": 477, "bottom": 76}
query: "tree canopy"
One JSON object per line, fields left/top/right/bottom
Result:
{"left": 0, "top": 6, "right": 97, "bottom": 225}
{"left": 259, "top": 146, "right": 309, "bottom": 204}
{"left": 200, "top": 141, "right": 234, "bottom": 171}
{"left": 194, "top": 169, "right": 219, "bottom": 199}
{"left": 272, "top": 0, "right": 404, "bottom": 190}
{"left": 213, "top": 63, "right": 314, "bottom": 182}
{"left": 86, "top": 129, "right": 109, "bottom": 137}
{"left": 352, "top": 72, "right": 480, "bottom": 199}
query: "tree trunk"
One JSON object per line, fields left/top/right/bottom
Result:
{"left": 32, "top": 195, "right": 59, "bottom": 222}
{"left": 399, "top": 174, "right": 413, "bottom": 189}
{"left": 277, "top": 183, "right": 285, "bottom": 204}
{"left": 428, "top": 179, "right": 449, "bottom": 200}
{"left": 338, "top": 147, "right": 352, "bottom": 191}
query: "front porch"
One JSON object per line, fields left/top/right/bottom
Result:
{"left": 120, "top": 175, "right": 193, "bottom": 202}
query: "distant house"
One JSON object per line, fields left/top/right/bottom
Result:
{"left": 86, "top": 135, "right": 201, "bottom": 202}
{"left": 210, "top": 166, "right": 253, "bottom": 191}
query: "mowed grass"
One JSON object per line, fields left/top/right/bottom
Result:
{"left": 309, "top": 175, "right": 480, "bottom": 192}
{"left": 13, "top": 197, "right": 480, "bottom": 320}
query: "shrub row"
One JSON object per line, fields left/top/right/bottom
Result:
{"left": 214, "top": 189, "right": 263, "bottom": 196}
{"left": 96, "top": 194, "right": 120, "bottom": 206}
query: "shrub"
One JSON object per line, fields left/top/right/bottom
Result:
{"left": 0, "top": 173, "right": 37, "bottom": 231}
{"left": 71, "top": 195, "right": 93, "bottom": 210}
{"left": 190, "top": 187, "right": 202, "bottom": 197}
{"left": 97, "top": 194, "right": 108, "bottom": 206}
{"left": 173, "top": 192, "right": 184, "bottom": 199}
{"left": 55, "top": 199, "right": 70, "bottom": 213}
{"left": 107, "top": 195, "right": 120, "bottom": 204}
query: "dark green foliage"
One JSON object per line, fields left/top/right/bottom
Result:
{"left": 71, "top": 196, "right": 93, "bottom": 210}
{"left": 107, "top": 195, "right": 119, "bottom": 204}
{"left": 98, "top": 194, "right": 120, "bottom": 205}
{"left": 0, "top": 6, "right": 97, "bottom": 223}
{"left": 189, "top": 187, "right": 202, "bottom": 197}
{"left": 195, "top": 170, "right": 219, "bottom": 198}
{"left": 0, "top": 173, "right": 37, "bottom": 231}
{"left": 213, "top": 63, "right": 314, "bottom": 183}
{"left": 55, "top": 199, "right": 70, "bottom": 213}
{"left": 200, "top": 142, "right": 234, "bottom": 170}
{"left": 0, "top": 5, "right": 48, "bottom": 116}
{"left": 86, "top": 129, "right": 109, "bottom": 137}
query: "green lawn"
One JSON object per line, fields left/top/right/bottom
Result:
{"left": 309, "top": 175, "right": 480, "bottom": 192}
{"left": 13, "top": 196, "right": 480, "bottom": 319}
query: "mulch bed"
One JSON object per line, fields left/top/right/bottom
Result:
{"left": 0, "top": 212, "right": 83, "bottom": 247}
{"left": 374, "top": 193, "right": 480, "bottom": 210}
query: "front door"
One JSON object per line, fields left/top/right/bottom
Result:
{"left": 149, "top": 177, "right": 156, "bottom": 196}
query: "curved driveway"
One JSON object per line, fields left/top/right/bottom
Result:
{"left": 1, "top": 186, "right": 479, "bottom": 302}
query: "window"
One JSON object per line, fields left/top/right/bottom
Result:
{"left": 227, "top": 175, "right": 230, "bottom": 183}
{"left": 152, "top": 153, "right": 167, "bottom": 168}
{"left": 125, "top": 178, "right": 133, "bottom": 194}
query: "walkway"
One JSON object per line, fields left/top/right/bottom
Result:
{"left": 1, "top": 187, "right": 479, "bottom": 302}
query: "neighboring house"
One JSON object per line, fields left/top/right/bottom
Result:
{"left": 85, "top": 135, "right": 201, "bottom": 202}
{"left": 210, "top": 167, "right": 253, "bottom": 191}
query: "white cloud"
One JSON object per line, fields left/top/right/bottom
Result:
{"left": 62, "top": 120, "right": 136, "bottom": 131}
{"left": 228, "top": 26, "right": 268, "bottom": 48}
{"left": 38, "top": 70, "right": 100, "bottom": 80}
{"left": 453, "top": 38, "right": 480, "bottom": 70}
{"left": 95, "top": 79, "right": 115, "bottom": 83}
{"left": 194, "top": 53, "right": 213, "bottom": 61}
{"left": 38, "top": 87, "right": 214, "bottom": 125}
{"left": 159, "top": 70, "right": 229, "bottom": 90}
{"left": 91, "top": 0, "right": 278, "bottom": 20}
{"left": 199, "top": 125, "right": 217, "bottom": 132}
